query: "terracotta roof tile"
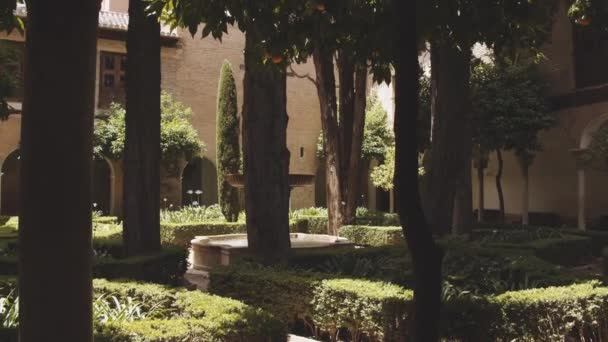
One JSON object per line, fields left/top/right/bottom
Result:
{"left": 15, "top": 5, "right": 178, "bottom": 39}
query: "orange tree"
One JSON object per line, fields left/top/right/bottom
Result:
{"left": 417, "top": 0, "right": 559, "bottom": 235}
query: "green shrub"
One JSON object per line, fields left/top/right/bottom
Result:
{"left": 160, "top": 204, "right": 228, "bottom": 224}
{"left": 0, "top": 278, "right": 285, "bottom": 342}
{"left": 174, "top": 291, "right": 285, "bottom": 339}
{"left": 294, "top": 215, "right": 328, "bottom": 234}
{"left": 94, "top": 247, "right": 188, "bottom": 285}
{"left": 209, "top": 264, "right": 322, "bottom": 327}
{"left": 93, "top": 279, "right": 176, "bottom": 314}
{"left": 93, "top": 216, "right": 120, "bottom": 225}
{"left": 528, "top": 235, "right": 592, "bottom": 266}
{"left": 440, "top": 296, "right": 499, "bottom": 341}
{"left": 159, "top": 222, "right": 245, "bottom": 248}
{"left": 492, "top": 281, "right": 608, "bottom": 341}
{"left": 339, "top": 225, "right": 404, "bottom": 246}
{"left": 312, "top": 279, "right": 411, "bottom": 341}
{"left": 160, "top": 220, "right": 310, "bottom": 248}
{"left": 565, "top": 229, "right": 608, "bottom": 256}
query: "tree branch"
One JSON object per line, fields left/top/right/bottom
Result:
{"left": 287, "top": 64, "right": 317, "bottom": 87}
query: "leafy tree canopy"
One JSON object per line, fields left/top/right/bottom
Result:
{"left": 420, "top": 0, "right": 559, "bottom": 55}
{"left": 471, "top": 60, "right": 555, "bottom": 164}
{"left": 316, "top": 89, "right": 393, "bottom": 160}
{"left": 569, "top": 0, "right": 608, "bottom": 32}
{"left": 94, "top": 91, "right": 205, "bottom": 163}
{"left": 0, "top": 1, "right": 24, "bottom": 34}
{"left": 0, "top": 41, "right": 20, "bottom": 120}
{"left": 150, "top": 0, "right": 393, "bottom": 82}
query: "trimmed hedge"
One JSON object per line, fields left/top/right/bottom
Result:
{"left": 0, "top": 278, "right": 285, "bottom": 342}
{"left": 210, "top": 264, "right": 608, "bottom": 341}
{"left": 312, "top": 279, "right": 411, "bottom": 341}
{"left": 160, "top": 220, "right": 310, "bottom": 248}
{"left": 339, "top": 225, "right": 404, "bottom": 246}
{"left": 293, "top": 212, "right": 400, "bottom": 236}
{"left": 0, "top": 246, "right": 187, "bottom": 285}
{"left": 93, "top": 216, "right": 120, "bottom": 225}
{"left": 493, "top": 282, "right": 608, "bottom": 341}
{"left": 160, "top": 222, "right": 245, "bottom": 248}
{"left": 210, "top": 264, "right": 322, "bottom": 326}
{"left": 94, "top": 247, "right": 188, "bottom": 285}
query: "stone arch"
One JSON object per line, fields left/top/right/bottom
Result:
{"left": 181, "top": 157, "right": 218, "bottom": 206}
{"left": 1, "top": 149, "right": 20, "bottom": 216}
{"left": 573, "top": 112, "right": 608, "bottom": 230}
{"left": 92, "top": 157, "right": 113, "bottom": 215}
{"left": 580, "top": 112, "right": 608, "bottom": 149}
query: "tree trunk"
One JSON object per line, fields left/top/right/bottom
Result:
{"left": 123, "top": 0, "right": 162, "bottom": 256}
{"left": 393, "top": 3, "right": 443, "bottom": 340}
{"left": 342, "top": 67, "right": 367, "bottom": 225}
{"left": 496, "top": 150, "right": 506, "bottom": 222}
{"left": 521, "top": 160, "right": 530, "bottom": 225}
{"left": 477, "top": 156, "right": 486, "bottom": 222}
{"left": 243, "top": 27, "right": 291, "bottom": 264}
{"left": 453, "top": 164, "right": 473, "bottom": 234}
{"left": 313, "top": 46, "right": 342, "bottom": 236}
{"left": 423, "top": 40, "right": 472, "bottom": 235}
{"left": 18, "top": 1, "right": 99, "bottom": 341}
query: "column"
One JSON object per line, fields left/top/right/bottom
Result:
{"left": 569, "top": 148, "right": 587, "bottom": 230}
{"left": 577, "top": 167, "right": 586, "bottom": 230}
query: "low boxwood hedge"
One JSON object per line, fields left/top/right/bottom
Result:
{"left": 159, "top": 220, "right": 310, "bottom": 248}
{"left": 0, "top": 247, "right": 187, "bottom": 285}
{"left": 312, "top": 279, "right": 411, "bottom": 341}
{"left": 160, "top": 222, "right": 246, "bottom": 248}
{"left": 210, "top": 264, "right": 608, "bottom": 341}
{"left": 94, "top": 247, "right": 188, "bottom": 285}
{"left": 339, "top": 225, "right": 404, "bottom": 246}
{"left": 0, "top": 278, "right": 286, "bottom": 342}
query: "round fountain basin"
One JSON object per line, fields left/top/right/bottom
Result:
{"left": 190, "top": 233, "right": 353, "bottom": 271}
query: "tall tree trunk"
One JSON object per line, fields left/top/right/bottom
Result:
{"left": 313, "top": 46, "right": 342, "bottom": 236}
{"left": 521, "top": 159, "right": 530, "bottom": 225}
{"left": 423, "top": 40, "right": 472, "bottom": 235}
{"left": 342, "top": 67, "right": 367, "bottom": 225}
{"left": 243, "top": 27, "right": 291, "bottom": 264}
{"left": 123, "top": 0, "right": 162, "bottom": 256}
{"left": 496, "top": 149, "right": 506, "bottom": 222}
{"left": 18, "top": 1, "right": 99, "bottom": 341}
{"left": 394, "top": 2, "right": 443, "bottom": 340}
{"left": 453, "top": 164, "right": 473, "bottom": 234}
{"left": 477, "top": 155, "right": 486, "bottom": 222}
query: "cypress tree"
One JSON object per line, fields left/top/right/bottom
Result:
{"left": 216, "top": 60, "right": 240, "bottom": 222}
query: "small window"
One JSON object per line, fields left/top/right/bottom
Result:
{"left": 103, "top": 74, "right": 115, "bottom": 87}
{"left": 300, "top": 147, "right": 304, "bottom": 158}
{"left": 99, "top": 51, "right": 126, "bottom": 108}
{"left": 104, "top": 56, "right": 115, "bottom": 70}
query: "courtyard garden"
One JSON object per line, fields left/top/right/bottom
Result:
{"left": 0, "top": 207, "right": 608, "bottom": 340}
{"left": 1, "top": 0, "right": 608, "bottom": 341}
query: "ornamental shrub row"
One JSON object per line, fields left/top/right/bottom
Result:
{"left": 339, "top": 225, "right": 404, "bottom": 246}
{"left": 0, "top": 278, "right": 286, "bottom": 342}
{"left": 210, "top": 264, "right": 608, "bottom": 341}
{"left": 0, "top": 246, "right": 187, "bottom": 285}
{"left": 160, "top": 219, "right": 310, "bottom": 248}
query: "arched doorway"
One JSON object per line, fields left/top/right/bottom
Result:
{"left": 92, "top": 158, "right": 112, "bottom": 215}
{"left": 1, "top": 150, "right": 20, "bottom": 216}
{"left": 181, "top": 157, "right": 218, "bottom": 206}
